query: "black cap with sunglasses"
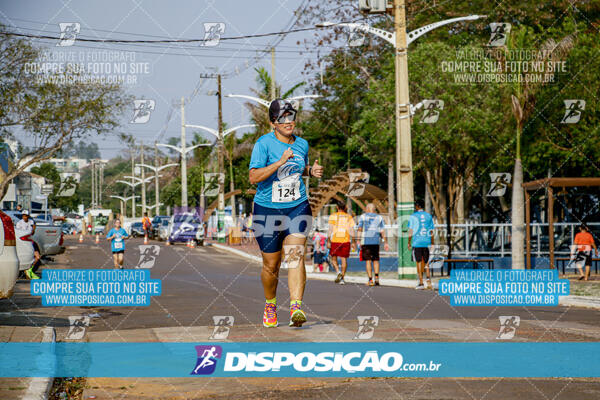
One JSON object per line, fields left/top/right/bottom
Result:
{"left": 269, "top": 98, "right": 298, "bottom": 124}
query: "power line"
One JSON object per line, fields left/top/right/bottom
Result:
{"left": 2, "top": 16, "right": 336, "bottom": 49}
{"left": 28, "top": 39, "right": 309, "bottom": 59}
{"left": 0, "top": 25, "right": 322, "bottom": 43}
{"left": 7, "top": 26, "right": 325, "bottom": 53}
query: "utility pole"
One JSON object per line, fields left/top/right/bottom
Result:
{"left": 90, "top": 160, "right": 94, "bottom": 208}
{"left": 140, "top": 142, "right": 146, "bottom": 215}
{"left": 100, "top": 163, "right": 104, "bottom": 206}
{"left": 154, "top": 142, "right": 160, "bottom": 216}
{"left": 180, "top": 96, "right": 188, "bottom": 208}
{"left": 217, "top": 75, "right": 225, "bottom": 243}
{"left": 394, "top": 0, "right": 416, "bottom": 278}
{"left": 316, "top": 11, "right": 485, "bottom": 278}
{"left": 131, "top": 149, "right": 136, "bottom": 218}
{"left": 271, "top": 47, "right": 276, "bottom": 98}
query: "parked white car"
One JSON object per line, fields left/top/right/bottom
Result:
{"left": 3, "top": 211, "right": 64, "bottom": 256}
{"left": 14, "top": 227, "right": 35, "bottom": 271}
{"left": 0, "top": 210, "right": 19, "bottom": 298}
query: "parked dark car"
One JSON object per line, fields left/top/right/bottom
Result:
{"left": 61, "top": 223, "right": 76, "bottom": 235}
{"left": 167, "top": 213, "right": 204, "bottom": 245}
{"left": 130, "top": 222, "right": 145, "bottom": 237}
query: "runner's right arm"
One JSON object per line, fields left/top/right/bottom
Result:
{"left": 249, "top": 148, "right": 293, "bottom": 184}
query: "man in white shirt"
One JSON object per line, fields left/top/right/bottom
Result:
{"left": 16, "top": 211, "right": 41, "bottom": 279}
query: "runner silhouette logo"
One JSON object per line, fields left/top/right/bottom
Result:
{"left": 354, "top": 316, "right": 379, "bottom": 340}
{"left": 487, "top": 173, "right": 511, "bottom": 197}
{"left": 487, "top": 23, "right": 511, "bottom": 47}
{"left": 209, "top": 316, "right": 234, "bottom": 340}
{"left": 497, "top": 316, "right": 520, "bottom": 340}
{"left": 137, "top": 245, "right": 160, "bottom": 269}
{"left": 202, "top": 23, "right": 225, "bottom": 47}
{"left": 130, "top": 99, "right": 155, "bottom": 124}
{"left": 57, "top": 22, "right": 80, "bottom": 46}
{"left": 561, "top": 100, "right": 585, "bottom": 124}
{"left": 66, "top": 315, "right": 90, "bottom": 340}
{"left": 191, "top": 345, "right": 223, "bottom": 375}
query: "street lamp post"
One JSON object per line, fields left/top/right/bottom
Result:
{"left": 225, "top": 94, "right": 320, "bottom": 108}
{"left": 184, "top": 123, "right": 255, "bottom": 242}
{"left": 123, "top": 175, "right": 156, "bottom": 216}
{"left": 116, "top": 178, "right": 153, "bottom": 218}
{"left": 137, "top": 203, "right": 163, "bottom": 212}
{"left": 156, "top": 140, "right": 208, "bottom": 210}
{"left": 136, "top": 162, "right": 178, "bottom": 217}
{"left": 110, "top": 195, "right": 139, "bottom": 217}
{"left": 317, "top": 11, "right": 485, "bottom": 279}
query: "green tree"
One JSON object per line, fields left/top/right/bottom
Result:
{"left": 30, "top": 162, "right": 81, "bottom": 211}
{"left": 0, "top": 33, "right": 130, "bottom": 199}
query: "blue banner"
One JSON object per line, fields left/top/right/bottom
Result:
{"left": 439, "top": 269, "right": 569, "bottom": 306}
{"left": 0, "top": 342, "right": 598, "bottom": 377}
{"left": 30, "top": 269, "right": 161, "bottom": 306}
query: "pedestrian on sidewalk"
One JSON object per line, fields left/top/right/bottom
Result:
{"left": 356, "top": 203, "right": 389, "bottom": 286}
{"left": 16, "top": 210, "right": 41, "bottom": 279}
{"left": 106, "top": 219, "right": 129, "bottom": 269}
{"left": 328, "top": 200, "right": 355, "bottom": 285}
{"left": 312, "top": 228, "right": 327, "bottom": 272}
{"left": 407, "top": 200, "right": 435, "bottom": 290}
{"left": 573, "top": 224, "right": 597, "bottom": 281}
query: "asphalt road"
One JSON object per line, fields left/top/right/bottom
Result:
{"left": 3, "top": 237, "right": 600, "bottom": 332}
{"left": 2, "top": 237, "right": 600, "bottom": 400}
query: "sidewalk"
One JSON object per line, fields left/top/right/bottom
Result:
{"left": 209, "top": 242, "right": 600, "bottom": 309}
{"left": 0, "top": 326, "right": 55, "bottom": 400}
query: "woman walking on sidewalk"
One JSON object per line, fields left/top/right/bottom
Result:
{"left": 249, "top": 99, "right": 323, "bottom": 328}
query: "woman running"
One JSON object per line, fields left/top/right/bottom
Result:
{"left": 249, "top": 98, "right": 323, "bottom": 327}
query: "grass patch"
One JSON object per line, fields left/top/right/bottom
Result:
{"left": 49, "top": 377, "right": 86, "bottom": 400}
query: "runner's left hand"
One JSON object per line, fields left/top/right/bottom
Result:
{"left": 311, "top": 159, "right": 323, "bottom": 178}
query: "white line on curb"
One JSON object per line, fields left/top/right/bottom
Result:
{"left": 22, "top": 326, "right": 55, "bottom": 400}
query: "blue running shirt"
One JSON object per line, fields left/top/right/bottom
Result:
{"left": 249, "top": 131, "right": 309, "bottom": 209}
{"left": 357, "top": 213, "right": 385, "bottom": 245}
{"left": 407, "top": 210, "right": 434, "bottom": 248}
{"left": 107, "top": 228, "right": 128, "bottom": 252}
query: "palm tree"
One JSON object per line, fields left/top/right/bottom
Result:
{"left": 496, "top": 26, "right": 575, "bottom": 269}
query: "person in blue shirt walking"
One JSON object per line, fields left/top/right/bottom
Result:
{"left": 106, "top": 219, "right": 129, "bottom": 269}
{"left": 407, "top": 200, "right": 435, "bottom": 289}
{"left": 356, "top": 203, "right": 389, "bottom": 286}
{"left": 249, "top": 99, "right": 323, "bottom": 328}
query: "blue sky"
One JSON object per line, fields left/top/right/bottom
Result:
{"left": 0, "top": 0, "right": 324, "bottom": 158}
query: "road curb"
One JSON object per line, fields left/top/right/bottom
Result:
{"left": 559, "top": 295, "right": 600, "bottom": 309}
{"left": 209, "top": 244, "right": 417, "bottom": 288}
{"left": 210, "top": 243, "right": 262, "bottom": 264}
{"left": 22, "top": 326, "right": 55, "bottom": 400}
{"left": 209, "top": 244, "right": 600, "bottom": 309}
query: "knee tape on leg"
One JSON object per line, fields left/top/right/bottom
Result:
{"left": 282, "top": 244, "right": 304, "bottom": 269}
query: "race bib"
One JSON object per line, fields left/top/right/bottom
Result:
{"left": 272, "top": 180, "right": 301, "bottom": 203}
{"left": 113, "top": 241, "right": 123, "bottom": 250}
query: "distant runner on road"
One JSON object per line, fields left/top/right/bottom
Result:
{"left": 328, "top": 200, "right": 355, "bottom": 285}
{"left": 408, "top": 200, "right": 435, "bottom": 290}
{"left": 249, "top": 98, "right": 323, "bottom": 328}
{"left": 356, "top": 203, "right": 389, "bottom": 286}
{"left": 106, "top": 219, "right": 129, "bottom": 269}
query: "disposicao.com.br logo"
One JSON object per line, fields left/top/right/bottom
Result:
{"left": 193, "top": 349, "right": 442, "bottom": 375}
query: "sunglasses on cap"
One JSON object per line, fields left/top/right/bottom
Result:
{"left": 276, "top": 112, "right": 296, "bottom": 124}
